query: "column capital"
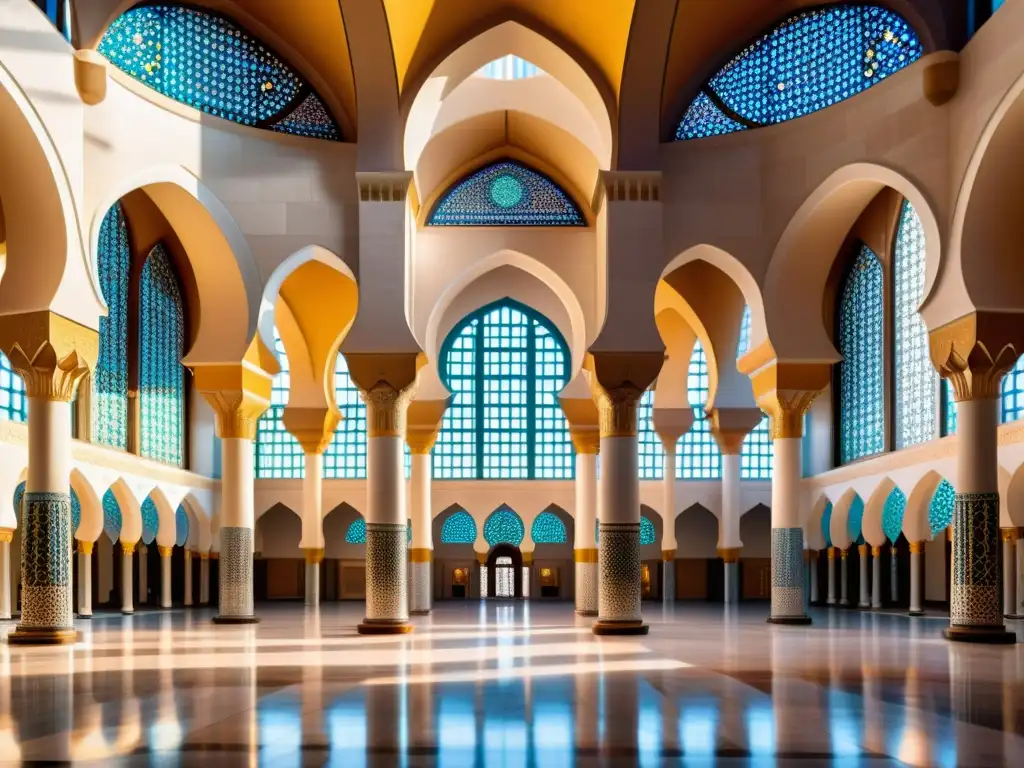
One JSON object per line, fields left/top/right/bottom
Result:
{"left": 283, "top": 405, "right": 341, "bottom": 454}
{"left": 1001, "top": 527, "right": 1020, "bottom": 542}
{"left": 653, "top": 407, "right": 693, "bottom": 453}
{"left": 344, "top": 352, "right": 424, "bottom": 437}
{"left": 871, "top": 545, "right": 881, "bottom": 556}
{"left": 661, "top": 549, "right": 676, "bottom": 562}
{"left": 708, "top": 407, "right": 764, "bottom": 454}
{"left": 410, "top": 548, "right": 433, "bottom": 562}
{"left": 77, "top": 540, "right": 93, "bottom": 555}
{"left": 193, "top": 363, "right": 273, "bottom": 440}
{"left": 586, "top": 351, "right": 664, "bottom": 438}
{"left": 718, "top": 546, "right": 741, "bottom": 563}
{"left": 406, "top": 397, "right": 452, "bottom": 454}
{"left": 0, "top": 528, "right": 13, "bottom": 544}
{"left": 158, "top": 545, "right": 174, "bottom": 558}
{"left": 840, "top": 548, "right": 849, "bottom": 559}
{"left": 0, "top": 311, "right": 98, "bottom": 402}
{"left": 121, "top": 542, "right": 137, "bottom": 555}
{"left": 910, "top": 541, "right": 925, "bottom": 554}
{"left": 200, "top": 552, "right": 210, "bottom": 560}
{"left": 858, "top": 544, "right": 868, "bottom": 556}
{"left": 827, "top": 547, "right": 836, "bottom": 560}
{"left": 745, "top": 360, "right": 829, "bottom": 439}
{"left": 304, "top": 547, "right": 325, "bottom": 565}
{"left": 930, "top": 311, "right": 1024, "bottom": 401}
{"left": 560, "top": 395, "right": 600, "bottom": 454}
{"left": 476, "top": 552, "right": 487, "bottom": 564}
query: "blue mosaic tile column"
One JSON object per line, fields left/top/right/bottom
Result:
{"left": 767, "top": 433, "right": 812, "bottom": 625}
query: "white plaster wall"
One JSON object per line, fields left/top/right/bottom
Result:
{"left": 256, "top": 505, "right": 302, "bottom": 559}
{"left": 674, "top": 505, "right": 718, "bottom": 558}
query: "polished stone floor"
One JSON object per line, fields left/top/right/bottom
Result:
{"left": 1, "top": 602, "right": 1023, "bottom": 766}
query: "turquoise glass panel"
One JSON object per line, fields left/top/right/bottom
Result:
{"left": 484, "top": 507, "right": 525, "bottom": 547}
{"left": 640, "top": 515, "right": 656, "bottom": 546}
{"left": 821, "top": 501, "right": 833, "bottom": 548}
{"left": 882, "top": 487, "right": 906, "bottom": 544}
{"left": 0, "top": 351, "right": 26, "bottom": 423}
{"left": 175, "top": 505, "right": 189, "bottom": 547}
{"left": 324, "top": 353, "right": 367, "bottom": 479}
{"left": 345, "top": 519, "right": 366, "bottom": 544}
{"left": 103, "top": 489, "right": 122, "bottom": 543}
{"left": 531, "top": 511, "right": 567, "bottom": 544}
{"left": 929, "top": 479, "right": 955, "bottom": 536}
{"left": 92, "top": 203, "right": 130, "bottom": 448}
{"left": 141, "top": 497, "right": 159, "bottom": 545}
{"left": 440, "top": 510, "right": 477, "bottom": 544}
{"left": 677, "top": 342, "right": 721, "bottom": 479}
{"left": 255, "top": 328, "right": 304, "bottom": 478}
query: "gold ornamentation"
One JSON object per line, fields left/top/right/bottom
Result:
{"left": 77, "top": 540, "right": 93, "bottom": 555}
{"left": 910, "top": 541, "right": 924, "bottom": 554}
{"left": 523, "top": 553, "right": 533, "bottom": 566}
{"left": 661, "top": 549, "right": 676, "bottom": 562}
{"left": 158, "top": 545, "right": 174, "bottom": 558}
{"left": 122, "top": 542, "right": 137, "bottom": 555}
{"left": 574, "top": 548, "right": 598, "bottom": 563}
{"left": 596, "top": 384, "right": 644, "bottom": 438}
{"left": 1001, "top": 528, "right": 1019, "bottom": 543}
{"left": 871, "top": 546, "right": 881, "bottom": 557}
{"left": 0, "top": 311, "right": 99, "bottom": 403}
{"left": 476, "top": 552, "right": 487, "bottom": 564}
{"left": 749, "top": 361, "right": 830, "bottom": 439}
{"left": 840, "top": 548, "right": 848, "bottom": 560}
{"left": 360, "top": 381, "right": 416, "bottom": 438}
{"left": 890, "top": 545, "right": 898, "bottom": 556}
{"left": 930, "top": 312, "right": 1024, "bottom": 401}
{"left": 858, "top": 544, "right": 868, "bottom": 556}
{"left": 409, "top": 548, "right": 432, "bottom": 563}
{"left": 304, "top": 548, "right": 325, "bottom": 565}
{"left": 209, "top": 552, "right": 219, "bottom": 560}
{"left": 827, "top": 547, "right": 835, "bottom": 560}
{"left": 561, "top": 396, "right": 601, "bottom": 453}
{"left": 200, "top": 552, "right": 210, "bottom": 560}
{"left": 569, "top": 427, "right": 600, "bottom": 455}
{"left": 718, "top": 547, "right": 741, "bottom": 563}
{"left": 344, "top": 352, "right": 423, "bottom": 438}
{"left": 200, "top": 388, "right": 270, "bottom": 441}
{"left": 283, "top": 406, "right": 341, "bottom": 454}
{"left": 0, "top": 528, "right": 13, "bottom": 544}
{"left": 587, "top": 351, "right": 664, "bottom": 438}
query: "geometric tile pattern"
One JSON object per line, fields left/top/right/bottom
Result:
{"left": 409, "top": 561, "right": 431, "bottom": 614}
{"left": 771, "top": 527, "right": 806, "bottom": 619}
{"left": 950, "top": 492, "right": 1003, "bottom": 627}
{"left": 19, "top": 492, "right": 73, "bottom": 629}
{"left": 484, "top": 506, "right": 525, "bottom": 547}
{"left": 91, "top": 202, "right": 129, "bottom": 448}
{"left": 598, "top": 523, "right": 641, "bottom": 622}
{"left": 575, "top": 561, "right": 597, "bottom": 614}
{"left": 365, "top": 524, "right": 408, "bottom": 622}
{"left": 218, "top": 527, "right": 254, "bottom": 619}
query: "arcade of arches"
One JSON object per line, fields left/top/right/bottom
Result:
{"left": 2, "top": 0, "right": 1024, "bottom": 763}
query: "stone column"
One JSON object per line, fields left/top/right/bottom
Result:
{"left": 0, "top": 529, "right": 12, "bottom": 620}
{"left": 590, "top": 352, "right": 662, "bottom": 636}
{"left": 199, "top": 553, "right": 210, "bottom": 605}
{"left": 561, "top": 394, "right": 600, "bottom": 617}
{"left": 158, "top": 546, "right": 173, "bottom": 608}
{"left": 194, "top": 364, "right": 273, "bottom": 625}
{"left": 522, "top": 551, "right": 532, "bottom": 598}
{"left": 77, "top": 541, "right": 92, "bottom": 618}
{"left": 720, "top": 547, "right": 741, "bottom": 603}
{"left": 871, "top": 546, "right": 883, "bottom": 609}
{"left": 933, "top": 317, "right": 1017, "bottom": 643}
{"left": 808, "top": 550, "right": 820, "bottom": 604}
{"left": 839, "top": 549, "right": 850, "bottom": 606}
{"left": 406, "top": 399, "right": 449, "bottom": 616}
{"left": 346, "top": 353, "right": 420, "bottom": 635}
{"left": 121, "top": 543, "right": 135, "bottom": 614}
{"left": 1002, "top": 529, "right": 1019, "bottom": 618}
{"left": 827, "top": 547, "right": 836, "bottom": 605}
{"left": 183, "top": 549, "right": 193, "bottom": 607}
{"left": 858, "top": 545, "right": 870, "bottom": 609}
{"left": 909, "top": 541, "right": 924, "bottom": 615}
{"left": 304, "top": 548, "right": 323, "bottom": 606}
{"left": 1, "top": 314, "right": 96, "bottom": 644}
{"left": 890, "top": 544, "right": 899, "bottom": 604}
{"left": 138, "top": 544, "right": 148, "bottom": 604}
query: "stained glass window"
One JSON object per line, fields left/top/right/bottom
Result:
{"left": 882, "top": 487, "right": 906, "bottom": 544}
{"left": 894, "top": 201, "right": 936, "bottom": 448}
{"left": 435, "top": 300, "right": 573, "bottom": 480}
{"left": 943, "top": 380, "right": 957, "bottom": 435}
{"left": 483, "top": 507, "right": 525, "bottom": 547}
{"left": 477, "top": 56, "right": 541, "bottom": 79}
{"left": 345, "top": 518, "right": 366, "bottom": 545}
{"left": 639, "top": 515, "right": 657, "bottom": 546}
{"left": 254, "top": 328, "right": 304, "bottom": 478}
{"left": 637, "top": 390, "right": 665, "bottom": 479}
{"left": 440, "top": 510, "right": 477, "bottom": 544}
{"left": 821, "top": 501, "right": 833, "bottom": 547}
{"left": 0, "top": 352, "right": 26, "bottom": 423}
{"left": 98, "top": 5, "right": 340, "bottom": 140}
{"left": 92, "top": 203, "right": 130, "bottom": 448}
{"left": 737, "top": 305, "right": 752, "bottom": 358}
{"left": 531, "top": 511, "right": 567, "bottom": 544}
{"left": 103, "top": 489, "right": 122, "bottom": 543}
{"left": 175, "top": 505, "right": 189, "bottom": 547}
{"left": 427, "top": 161, "right": 585, "bottom": 226}
{"left": 676, "top": 5, "right": 921, "bottom": 140}
{"left": 324, "top": 353, "right": 367, "bottom": 479}
{"left": 837, "top": 245, "right": 884, "bottom": 464}
{"left": 741, "top": 417, "right": 773, "bottom": 479}
{"left": 929, "top": 479, "right": 955, "bottom": 536}
{"left": 141, "top": 497, "right": 159, "bottom": 545}
{"left": 1000, "top": 356, "right": 1024, "bottom": 423}
{"left": 678, "top": 342, "right": 721, "bottom": 479}
{"left": 139, "top": 244, "right": 185, "bottom": 466}
{"left": 847, "top": 495, "right": 865, "bottom": 544}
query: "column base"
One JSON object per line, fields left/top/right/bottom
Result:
{"left": 1004, "top": 614, "right": 1024, "bottom": 620}
{"left": 826, "top": 599, "right": 836, "bottom": 605}
{"left": 767, "top": 615, "right": 812, "bottom": 626}
{"left": 575, "top": 609, "right": 598, "bottom": 617}
{"left": 121, "top": 610, "right": 134, "bottom": 615}
{"left": 213, "top": 615, "right": 260, "bottom": 625}
{"left": 592, "top": 620, "right": 649, "bottom": 636}
{"left": 944, "top": 625, "right": 1016, "bottom": 644}
{"left": 77, "top": 614, "right": 92, "bottom": 620}
{"left": 409, "top": 610, "right": 431, "bottom": 616}
{"left": 7, "top": 627, "right": 79, "bottom": 645}
{"left": 839, "top": 599, "right": 850, "bottom": 606}
{"left": 871, "top": 603, "right": 883, "bottom": 609}
{"left": 908, "top": 610, "right": 925, "bottom": 616}
{"left": 358, "top": 620, "right": 413, "bottom": 635}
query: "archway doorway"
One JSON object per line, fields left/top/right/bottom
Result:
{"left": 486, "top": 544, "right": 523, "bottom": 599}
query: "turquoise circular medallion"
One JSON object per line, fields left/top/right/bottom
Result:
{"left": 489, "top": 174, "right": 524, "bottom": 208}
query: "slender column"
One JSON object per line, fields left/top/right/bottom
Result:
{"left": 138, "top": 544, "right": 148, "bottom": 604}
{"left": 2, "top": 318, "right": 95, "bottom": 645}
{"left": 304, "top": 548, "right": 323, "bottom": 606}
{"left": 1002, "top": 529, "right": 1018, "bottom": 618}
{"left": 77, "top": 541, "right": 93, "bottom": 618}
{"left": 809, "top": 550, "right": 820, "bottom": 604}
{"left": 890, "top": 544, "right": 899, "bottom": 604}
{"left": 158, "top": 546, "right": 173, "bottom": 608}
{"left": 522, "top": 551, "right": 532, "bottom": 598}
{"left": 406, "top": 400, "right": 447, "bottom": 617}
{"left": 573, "top": 449, "right": 598, "bottom": 615}
{"left": 909, "top": 541, "right": 924, "bottom": 615}
{"left": 659, "top": 445, "right": 678, "bottom": 604}
{"left": 590, "top": 352, "right": 662, "bottom": 636}
{"left": 0, "top": 529, "right": 11, "bottom": 620}
{"left": 858, "top": 545, "right": 870, "bottom": 608}
{"left": 199, "top": 553, "right": 210, "bottom": 605}
{"left": 827, "top": 547, "right": 836, "bottom": 605}
{"left": 871, "top": 546, "right": 882, "bottom": 608}
{"left": 347, "top": 354, "right": 420, "bottom": 635}
{"left": 183, "top": 550, "right": 193, "bottom": 606}
{"left": 720, "top": 547, "right": 741, "bottom": 604}
{"left": 121, "top": 543, "right": 135, "bottom": 614}
{"left": 839, "top": 549, "right": 850, "bottom": 606}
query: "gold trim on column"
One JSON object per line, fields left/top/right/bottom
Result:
{"left": 193, "top": 362, "right": 273, "bottom": 440}
{"left": 827, "top": 547, "right": 835, "bottom": 560}
{"left": 304, "top": 548, "right": 325, "bottom": 565}
{"left": 0, "top": 528, "right": 13, "bottom": 544}
{"left": 476, "top": 552, "right": 487, "bottom": 564}
{"left": 210, "top": 552, "right": 219, "bottom": 560}
{"left": 522, "top": 553, "right": 534, "bottom": 566}
{"left": 1001, "top": 528, "right": 1018, "bottom": 542}
{"left": 121, "top": 543, "right": 137, "bottom": 555}
{"left": 930, "top": 312, "right": 1024, "bottom": 401}
{"left": 409, "top": 548, "right": 433, "bottom": 563}
{"left": 158, "top": 545, "right": 174, "bottom": 558}
{"left": 661, "top": 549, "right": 676, "bottom": 562}
{"left": 0, "top": 311, "right": 99, "bottom": 402}
{"left": 909, "top": 541, "right": 924, "bottom": 554}
{"left": 345, "top": 352, "right": 424, "bottom": 438}
{"left": 283, "top": 406, "right": 341, "bottom": 454}
{"left": 407, "top": 397, "right": 452, "bottom": 454}
{"left": 200, "top": 552, "right": 210, "bottom": 560}
{"left": 561, "top": 395, "right": 601, "bottom": 454}
{"left": 574, "top": 548, "right": 598, "bottom": 563}
{"left": 871, "top": 546, "right": 881, "bottom": 557}
{"left": 717, "top": 547, "right": 741, "bottom": 563}
{"left": 587, "top": 351, "right": 664, "bottom": 438}
{"left": 747, "top": 360, "right": 830, "bottom": 439}
{"left": 840, "top": 548, "right": 848, "bottom": 560}
{"left": 858, "top": 544, "right": 868, "bottom": 556}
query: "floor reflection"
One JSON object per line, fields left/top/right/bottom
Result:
{"left": 0, "top": 603, "right": 1022, "bottom": 765}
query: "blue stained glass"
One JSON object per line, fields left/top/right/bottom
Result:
{"left": 677, "top": 5, "right": 921, "bottom": 139}
{"left": 0, "top": 351, "right": 26, "bottom": 423}
{"left": 929, "top": 479, "right": 955, "bottom": 536}
{"left": 98, "top": 5, "right": 340, "bottom": 140}
{"left": 345, "top": 518, "right": 366, "bottom": 545}
{"left": 103, "top": 489, "right": 122, "bottom": 543}
{"left": 640, "top": 515, "right": 656, "bottom": 546}
{"left": 428, "top": 161, "right": 585, "bottom": 226}
{"left": 440, "top": 510, "right": 477, "bottom": 544}
{"left": 255, "top": 328, "right": 304, "bottom": 478}
{"left": 637, "top": 389, "right": 665, "bottom": 480}
{"left": 1000, "top": 356, "right": 1024, "bottom": 424}
{"left": 882, "top": 487, "right": 906, "bottom": 544}
{"left": 838, "top": 245, "right": 884, "bottom": 464}
{"left": 477, "top": 55, "right": 542, "bottom": 79}
{"left": 484, "top": 506, "right": 525, "bottom": 547}
{"left": 92, "top": 203, "right": 130, "bottom": 448}
{"left": 175, "top": 505, "right": 189, "bottom": 547}
{"left": 741, "top": 416, "right": 773, "bottom": 480}
{"left": 737, "top": 305, "right": 752, "bottom": 358}
{"left": 435, "top": 299, "right": 573, "bottom": 480}
{"left": 16, "top": 482, "right": 81, "bottom": 532}
{"left": 324, "top": 353, "right": 367, "bottom": 479}
{"left": 531, "top": 511, "right": 567, "bottom": 544}
{"left": 847, "top": 495, "right": 865, "bottom": 544}
{"left": 139, "top": 244, "right": 185, "bottom": 466}
{"left": 141, "top": 497, "right": 159, "bottom": 545}
{"left": 894, "top": 201, "right": 936, "bottom": 448}
{"left": 821, "top": 501, "right": 833, "bottom": 547}
{"left": 944, "top": 379, "right": 957, "bottom": 435}
{"left": 678, "top": 342, "right": 721, "bottom": 479}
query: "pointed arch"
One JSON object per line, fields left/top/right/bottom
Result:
{"left": 483, "top": 506, "right": 525, "bottom": 547}
{"left": 92, "top": 202, "right": 130, "bottom": 449}
{"left": 439, "top": 508, "right": 478, "bottom": 545}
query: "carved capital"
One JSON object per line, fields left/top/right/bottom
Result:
{"left": 283, "top": 405, "right": 341, "bottom": 454}
{"left": 0, "top": 311, "right": 99, "bottom": 402}
{"left": 930, "top": 312, "right": 1024, "bottom": 401}
{"left": 839, "top": 548, "right": 848, "bottom": 559}
{"left": 77, "top": 539, "right": 93, "bottom": 555}
{"left": 871, "top": 546, "right": 881, "bottom": 557}
{"left": 749, "top": 361, "right": 829, "bottom": 439}
{"left": 406, "top": 397, "right": 452, "bottom": 454}
{"left": 304, "top": 548, "right": 325, "bottom": 565}
{"left": 345, "top": 352, "right": 423, "bottom": 438}
{"left": 708, "top": 407, "right": 764, "bottom": 455}
{"left": 560, "top": 395, "right": 600, "bottom": 454}
{"left": 587, "top": 351, "right": 664, "bottom": 438}
{"left": 1001, "top": 528, "right": 1019, "bottom": 543}
{"left": 909, "top": 541, "right": 925, "bottom": 554}
{"left": 718, "top": 547, "right": 741, "bottom": 563}
{"left": 193, "top": 363, "right": 273, "bottom": 440}
{"left": 827, "top": 547, "right": 835, "bottom": 560}
{"left": 0, "top": 528, "right": 13, "bottom": 544}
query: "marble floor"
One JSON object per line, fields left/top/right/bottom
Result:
{"left": 1, "top": 603, "right": 1023, "bottom": 766}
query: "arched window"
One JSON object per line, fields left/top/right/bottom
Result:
{"left": 427, "top": 161, "right": 585, "bottom": 226}
{"left": 676, "top": 5, "right": 921, "bottom": 139}
{"left": 92, "top": 203, "right": 130, "bottom": 448}
{"left": 483, "top": 507, "right": 525, "bottom": 547}
{"left": 440, "top": 510, "right": 477, "bottom": 544}
{"left": 175, "top": 505, "right": 189, "bottom": 547}
{"left": 531, "top": 511, "right": 567, "bottom": 544}
{"left": 477, "top": 56, "right": 542, "bottom": 79}
{"left": 139, "top": 244, "right": 185, "bottom": 466}
{"left": 103, "top": 489, "right": 122, "bottom": 543}
{"left": 944, "top": 381, "right": 958, "bottom": 435}
{"left": 639, "top": 515, "right": 657, "bottom": 546}
{"left": 882, "top": 487, "right": 906, "bottom": 544}
{"left": 1001, "top": 357, "right": 1024, "bottom": 423}
{"left": 434, "top": 299, "right": 573, "bottom": 480}
{"left": 98, "top": 5, "right": 340, "bottom": 140}
{"left": 324, "top": 354, "right": 367, "bottom": 479}
{"left": 0, "top": 352, "right": 26, "bottom": 423}
{"left": 735, "top": 305, "right": 773, "bottom": 479}
{"left": 678, "top": 342, "right": 721, "bottom": 479}
{"left": 345, "top": 518, "right": 366, "bottom": 544}
{"left": 894, "top": 201, "right": 936, "bottom": 448}
{"left": 837, "top": 245, "right": 884, "bottom": 464}
{"left": 637, "top": 390, "right": 665, "bottom": 479}
{"left": 254, "top": 328, "right": 304, "bottom": 479}
{"left": 141, "top": 497, "right": 159, "bottom": 545}
{"left": 929, "top": 479, "right": 955, "bottom": 537}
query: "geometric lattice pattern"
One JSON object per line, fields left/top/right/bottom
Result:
{"left": 439, "top": 510, "right": 477, "bottom": 545}
{"left": 92, "top": 203, "right": 130, "bottom": 448}
{"left": 98, "top": 5, "right": 340, "bottom": 140}
{"left": 345, "top": 518, "right": 366, "bottom": 545}
{"left": 103, "top": 489, "right": 123, "bottom": 543}
{"left": 637, "top": 389, "right": 666, "bottom": 479}
{"left": 677, "top": 5, "right": 921, "bottom": 139}
{"left": 0, "top": 351, "right": 26, "bottom": 423}
{"left": 640, "top": 515, "right": 657, "bottom": 546}
{"left": 894, "top": 200, "right": 936, "bottom": 448}
{"left": 435, "top": 300, "right": 573, "bottom": 480}
{"left": 1001, "top": 355, "right": 1024, "bottom": 424}
{"left": 944, "top": 379, "right": 958, "bottom": 436}
{"left": 531, "top": 511, "right": 567, "bottom": 544}
{"left": 838, "top": 245, "right": 885, "bottom": 464}
{"left": 141, "top": 497, "right": 159, "bottom": 545}
{"left": 929, "top": 479, "right": 955, "bottom": 537}
{"left": 254, "top": 328, "right": 304, "bottom": 479}
{"left": 139, "top": 244, "right": 185, "bottom": 467}
{"left": 847, "top": 494, "right": 865, "bottom": 544}
{"left": 477, "top": 56, "right": 542, "bottom": 80}
{"left": 428, "top": 161, "right": 585, "bottom": 226}
{"left": 324, "top": 354, "right": 367, "bottom": 479}
{"left": 175, "top": 505, "right": 189, "bottom": 547}
{"left": 882, "top": 487, "right": 906, "bottom": 544}
{"left": 678, "top": 342, "right": 721, "bottom": 479}
{"left": 741, "top": 416, "right": 773, "bottom": 480}
{"left": 483, "top": 506, "right": 525, "bottom": 547}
